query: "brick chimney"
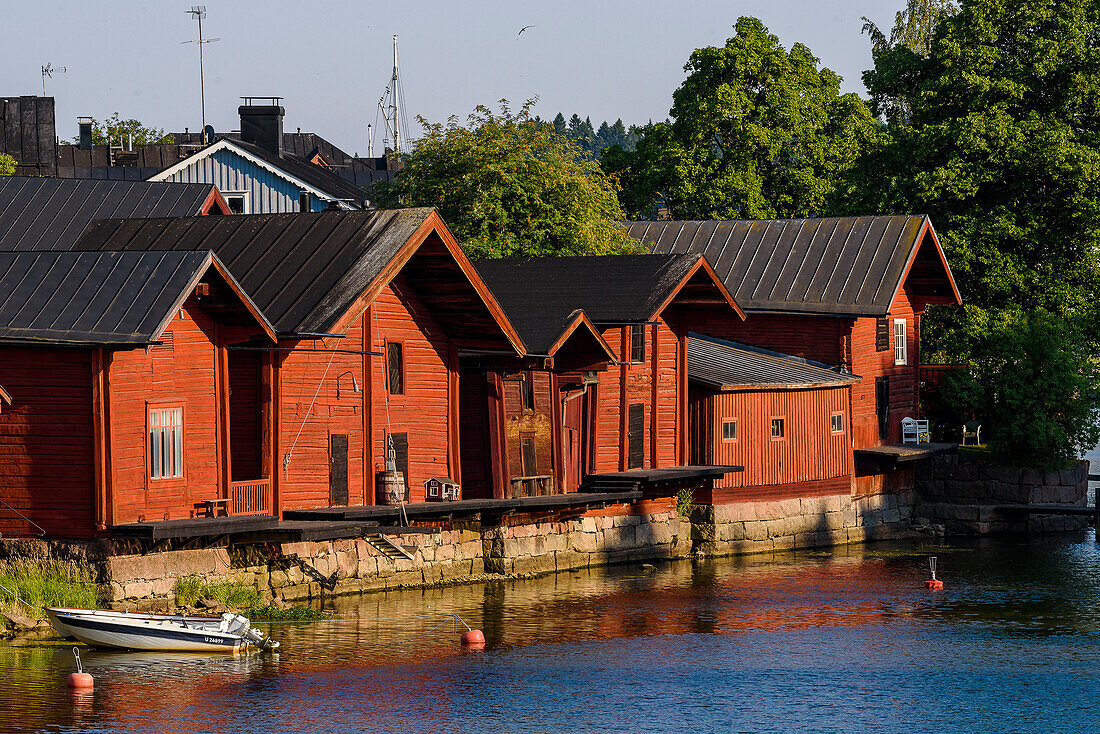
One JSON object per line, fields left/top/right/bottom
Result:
{"left": 239, "top": 97, "right": 284, "bottom": 157}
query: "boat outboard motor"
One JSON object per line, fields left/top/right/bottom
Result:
{"left": 219, "top": 612, "right": 251, "bottom": 635}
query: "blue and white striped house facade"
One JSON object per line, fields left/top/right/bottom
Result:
{"left": 148, "top": 139, "right": 359, "bottom": 214}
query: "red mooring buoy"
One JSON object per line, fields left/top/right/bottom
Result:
{"left": 460, "top": 629, "right": 485, "bottom": 649}
{"left": 925, "top": 556, "right": 944, "bottom": 590}
{"left": 67, "top": 647, "right": 93, "bottom": 690}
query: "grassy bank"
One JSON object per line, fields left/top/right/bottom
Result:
{"left": 0, "top": 561, "right": 97, "bottom": 620}
{"left": 173, "top": 576, "right": 321, "bottom": 620}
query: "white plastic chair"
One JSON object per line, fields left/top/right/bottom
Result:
{"left": 902, "top": 417, "right": 930, "bottom": 444}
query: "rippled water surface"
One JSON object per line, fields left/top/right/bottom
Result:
{"left": 5, "top": 534, "right": 1100, "bottom": 733}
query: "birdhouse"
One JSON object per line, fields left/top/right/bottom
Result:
{"left": 424, "top": 476, "right": 460, "bottom": 502}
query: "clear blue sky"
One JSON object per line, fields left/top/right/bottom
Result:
{"left": 2, "top": 0, "right": 902, "bottom": 156}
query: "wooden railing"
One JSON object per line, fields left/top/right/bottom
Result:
{"left": 231, "top": 479, "right": 272, "bottom": 516}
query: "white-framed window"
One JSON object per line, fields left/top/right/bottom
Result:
{"left": 831, "top": 412, "right": 844, "bottom": 434}
{"left": 771, "top": 417, "right": 785, "bottom": 440}
{"left": 149, "top": 407, "right": 184, "bottom": 479}
{"left": 894, "top": 318, "right": 907, "bottom": 365}
{"left": 223, "top": 191, "right": 249, "bottom": 214}
{"left": 722, "top": 419, "right": 737, "bottom": 442}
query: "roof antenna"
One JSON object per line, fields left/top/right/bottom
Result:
{"left": 41, "top": 63, "right": 66, "bottom": 97}
{"left": 391, "top": 35, "right": 400, "bottom": 156}
{"left": 183, "top": 6, "right": 220, "bottom": 141}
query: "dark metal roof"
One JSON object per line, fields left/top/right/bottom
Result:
{"left": 627, "top": 216, "right": 952, "bottom": 316}
{"left": 688, "top": 333, "right": 858, "bottom": 390}
{"left": 474, "top": 254, "right": 706, "bottom": 354}
{"left": 1, "top": 97, "right": 57, "bottom": 177}
{"left": 0, "top": 250, "right": 215, "bottom": 345}
{"left": 73, "top": 209, "right": 435, "bottom": 335}
{"left": 0, "top": 177, "right": 218, "bottom": 252}
{"left": 220, "top": 139, "right": 371, "bottom": 205}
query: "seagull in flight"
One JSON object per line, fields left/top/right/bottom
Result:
{"left": 518, "top": 25, "right": 535, "bottom": 38}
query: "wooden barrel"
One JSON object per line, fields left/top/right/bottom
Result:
{"left": 376, "top": 470, "right": 407, "bottom": 505}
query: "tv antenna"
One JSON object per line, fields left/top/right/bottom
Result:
{"left": 182, "top": 6, "right": 220, "bottom": 139}
{"left": 41, "top": 63, "right": 66, "bottom": 97}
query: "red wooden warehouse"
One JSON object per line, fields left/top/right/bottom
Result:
{"left": 627, "top": 215, "right": 962, "bottom": 494}
{"left": 0, "top": 250, "right": 275, "bottom": 536}
{"left": 73, "top": 208, "right": 524, "bottom": 518}
{"left": 471, "top": 254, "right": 745, "bottom": 497}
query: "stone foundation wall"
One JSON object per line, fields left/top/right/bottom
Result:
{"left": 0, "top": 501, "right": 689, "bottom": 609}
{"left": 913, "top": 453, "right": 1090, "bottom": 534}
{"left": 690, "top": 491, "right": 917, "bottom": 556}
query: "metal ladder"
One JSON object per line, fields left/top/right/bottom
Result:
{"left": 365, "top": 533, "right": 415, "bottom": 561}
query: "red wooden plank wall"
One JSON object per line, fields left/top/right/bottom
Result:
{"left": 0, "top": 347, "right": 95, "bottom": 536}
{"left": 692, "top": 385, "right": 853, "bottom": 490}
{"left": 849, "top": 285, "right": 921, "bottom": 448}
{"left": 685, "top": 308, "right": 850, "bottom": 366}
{"left": 365, "top": 274, "right": 453, "bottom": 504}
{"left": 457, "top": 370, "right": 491, "bottom": 498}
{"left": 592, "top": 317, "right": 681, "bottom": 472}
{"left": 108, "top": 298, "right": 221, "bottom": 523}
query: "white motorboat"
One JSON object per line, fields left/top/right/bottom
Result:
{"left": 44, "top": 607, "right": 279, "bottom": 653}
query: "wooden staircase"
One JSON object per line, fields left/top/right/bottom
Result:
{"left": 365, "top": 533, "right": 415, "bottom": 561}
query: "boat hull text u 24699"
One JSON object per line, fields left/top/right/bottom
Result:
{"left": 44, "top": 607, "right": 279, "bottom": 652}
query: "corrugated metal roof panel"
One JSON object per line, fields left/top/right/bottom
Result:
{"left": 474, "top": 254, "right": 704, "bottom": 354}
{"left": 0, "top": 250, "right": 211, "bottom": 344}
{"left": 0, "top": 177, "right": 217, "bottom": 252}
{"left": 626, "top": 215, "right": 936, "bottom": 316}
{"left": 688, "top": 333, "right": 859, "bottom": 390}
{"left": 74, "top": 209, "right": 434, "bottom": 335}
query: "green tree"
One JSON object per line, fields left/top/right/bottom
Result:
{"left": 846, "top": 0, "right": 1100, "bottom": 465}
{"left": 0, "top": 153, "right": 15, "bottom": 176}
{"left": 375, "top": 99, "right": 638, "bottom": 259}
{"left": 861, "top": 0, "right": 958, "bottom": 124}
{"left": 936, "top": 308, "right": 1100, "bottom": 470}
{"left": 610, "top": 17, "right": 877, "bottom": 220}
{"left": 72, "top": 113, "right": 173, "bottom": 146}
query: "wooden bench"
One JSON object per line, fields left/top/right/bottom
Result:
{"left": 198, "top": 498, "right": 231, "bottom": 517}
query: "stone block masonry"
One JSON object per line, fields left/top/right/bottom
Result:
{"left": 690, "top": 491, "right": 918, "bottom": 557}
{"left": 912, "top": 453, "right": 1090, "bottom": 535}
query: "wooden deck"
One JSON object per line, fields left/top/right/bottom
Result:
{"left": 579, "top": 465, "right": 742, "bottom": 493}
{"left": 283, "top": 490, "right": 644, "bottom": 523}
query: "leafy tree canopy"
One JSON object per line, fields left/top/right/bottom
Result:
{"left": 375, "top": 99, "right": 638, "bottom": 259}
{"left": 936, "top": 308, "right": 1100, "bottom": 470}
{"left": 607, "top": 17, "right": 877, "bottom": 220}
{"left": 0, "top": 153, "right": 15, "bottom": 176}
{"left": 842, "top": 0, "right": 1100, "bottom": 321}
{"left": 72, "top": 113, "right": 174, "bottom": 146}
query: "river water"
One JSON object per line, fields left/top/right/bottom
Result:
{"left": 4, "top": 533, "right": 1100, "bottom": 733}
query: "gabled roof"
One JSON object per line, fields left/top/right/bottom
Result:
{"left": 475, "top": 254, "right": 743, "bottom": 354}
{"left": 688, "top": 333, "right": 859, "bottom": 390}
{"left": 148, "top": 138, "right": 370, "bottom": 207}
{"left": 0, "top": 177, "right": 226, "bottom": 252}
{"left": 0, "top": 250, "right": 274, "bottom": 346}
{"left": 73, "top": 209, "right": 525, "bottom": 352}
{"left": 627, "top": 215, "right": 962, "bottom": 317}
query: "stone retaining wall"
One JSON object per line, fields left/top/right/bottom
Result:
{"left": 913, "top": 453, "right": 1090, "bottom": 534}
{"left": 690, "top": 491, "right": 917, "bottom": 556}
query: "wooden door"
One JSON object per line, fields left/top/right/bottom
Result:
{"left": 329, "top": 434, "right": 348, "bottom": 506}
{"left": 627, "top": 403, "right": 645, "bottom": 469}
{"left": 876, "top": 378, "right": 890, "bottom": 442}
{"left": 562, "top": 393, "right": 584, "bottom": 491}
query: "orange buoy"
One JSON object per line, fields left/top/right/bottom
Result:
{"left": 460, "top": 629, "right": 485, "bottom": 649}
{"left": 67, "top": 672, "right": 94, "bottom": 690}
{"left": 67, "top": 647, "right": 93, "bottom": 690}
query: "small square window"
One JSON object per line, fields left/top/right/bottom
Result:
{"left": 831, "top": 413, "right": 844, "bottom": 434}
{"left": 223, "top": 191, "right": 249, "bottom": 214}
{"left": 630, "top": 324, "right": 645, "bottom": 364}
{"left": 771, "top": 418, "right": 785, "bottom": 439}
{"left": 722, "top": 419, "right": 737, "bottom": 441}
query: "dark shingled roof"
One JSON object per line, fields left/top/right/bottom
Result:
{"left": 474, "top": 254, "right": 708, "bottom": 354}
{"left": 688, "top": 333, "right": 858, "bottom": 390}
{"left": 627, "top": 216, "right": 955, "bottom": 316}
{"left": 73, "top": 209, "right": 436, "bottom": 336}
{"left": 0, "top": 177, "right": 219, "bottom": 251}
{"left": 0, "top": 250, "right": 217, "bottom": 345}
